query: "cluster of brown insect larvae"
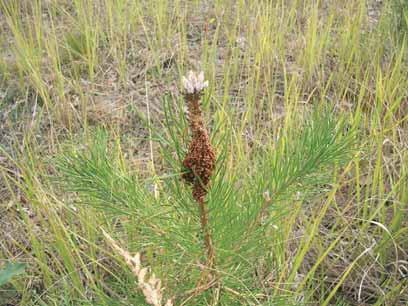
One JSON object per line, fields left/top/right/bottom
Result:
{"left": 181, "top": 71, "right": 215, "bottom": 204}
{"left": 181, "top": 71, "right": 218, "bottom": 278}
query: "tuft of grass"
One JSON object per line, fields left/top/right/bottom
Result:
{"left": 391, "top": 0, "right": 408, "bottom": 40}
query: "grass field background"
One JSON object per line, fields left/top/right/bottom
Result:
{"left": 0, "top": 1, "right": 407, "bottom": 305}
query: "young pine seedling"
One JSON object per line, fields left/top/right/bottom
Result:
{"left": 57, "top": 70, "right": 355, "bottom": 305}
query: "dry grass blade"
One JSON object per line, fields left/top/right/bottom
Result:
{"left": 102, "top": 229, "right": 173, "bottom": 306}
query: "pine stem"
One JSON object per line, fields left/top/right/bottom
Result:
{"left": 198, "top": 196, "right": 216, "bottom": 268}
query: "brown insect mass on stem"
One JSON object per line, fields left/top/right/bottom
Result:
{"left": 181, "top": 72, "right": 215, "bottom": 204}
{"left": 181, "top": 71, "right": 216, "bottom": 277}
{"left": 182, "top": 92, "right": 216, "bottom": 203}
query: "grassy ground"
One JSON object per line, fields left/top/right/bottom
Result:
{"left": 0, "top": 0, "right": 407, "bottom": 305}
